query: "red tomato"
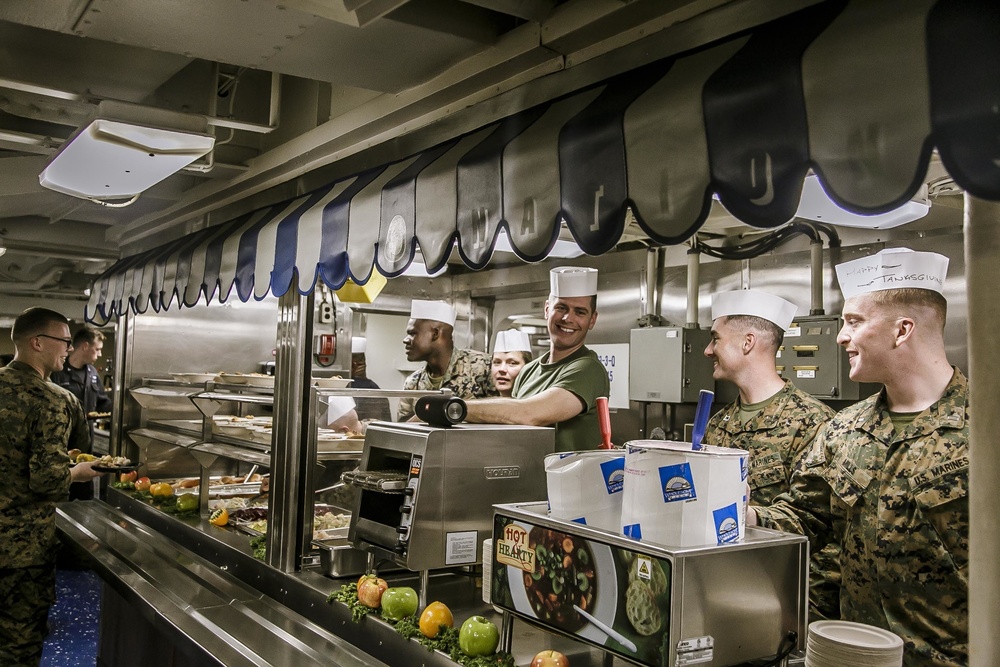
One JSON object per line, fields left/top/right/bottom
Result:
{"left": 134, "top": 477, "right": 151, "bottom": 492}
{"left": 119, "top": 470, "right": 138, "bottom": 484}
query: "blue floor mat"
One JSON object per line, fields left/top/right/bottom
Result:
{"left": 40, "top": 567, "right": 101, "bottom": 667}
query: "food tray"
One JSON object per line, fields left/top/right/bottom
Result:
{"left": 314, "top": 539, "right": 371, "bottom": 577}
{"left": 212, "top": 483, "right": 261, "bottom": 497}
{"left": 231, "top": 505, "right": 351, "bottom": 539}
{"left": 244, "top": 375, "right": 274, "bottom": 387}
{"left": 317, "top": 438, "right": 363, "bottom": 453}
{"left": 170, "top": 372, "right": 217, "bottom": 383}
{"left": 214, "top": 372, "right": 250, "bottom": 384}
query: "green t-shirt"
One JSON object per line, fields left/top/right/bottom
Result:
{"left": 512, "top": 346, "right": 611, "bottom": 453}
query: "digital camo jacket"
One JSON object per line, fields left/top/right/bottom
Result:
{"left": 703, "top": 380, "right": 835, "bottom": 505}
{"left": 756, "top": 368, "right": 969, "bottom": 667}
{"left": 703, "top": 380, "right": 839, "bottom": 620}
{"left": 397, "top": 347, "right": 497, "bottom": 421}
{"left": 0, "top": 361, "right": 88, "bottom": 568}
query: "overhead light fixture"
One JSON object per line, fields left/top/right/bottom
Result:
{"left": 493, "top": 229, "right": 584, "bottom": 259}
{"left": 795, "top": 174, "right": 930, "bottom": 229}
{"left": 38, "top": 101, "right": 215, "bottom": 202}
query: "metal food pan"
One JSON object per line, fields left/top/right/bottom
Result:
{"left": 314, "top": 538, "right": 371, "bottom": 578}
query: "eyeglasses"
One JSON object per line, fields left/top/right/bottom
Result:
{"left": 35, "top": 334, "right": 73, "bottom": 348}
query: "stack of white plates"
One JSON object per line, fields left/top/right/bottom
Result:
{"left": 806, "top": 621, "right": 904, "bottom": 667}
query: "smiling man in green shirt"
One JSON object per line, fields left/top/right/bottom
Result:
{"left": 464, "top": 267, "right": 609, "bottom": 452}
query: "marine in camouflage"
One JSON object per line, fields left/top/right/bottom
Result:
{"left": 756, "top": 368, "right": 969, "bottom": 667}
{"left": 703, "top": 379, "right": 839, "bottom": 620}
{"left": 0, "top": 564, "right": 57, "bottom": 667}
{"left": 0, "top": 361, "right": 86, "bottom": 569}
{"left": 397, "top": 347, "right": 498, "bottom": 421}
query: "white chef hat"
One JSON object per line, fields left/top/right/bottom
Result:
{"left": 711, "top": 289, "right": 799, "bottom": 330}
{"left": 493, "top": 329, "right": 532, "bottom": 354}
{"left": 351, "top": 337, "right": 367, "bottom": 354}
{"left": 835, "top": 248, "right": 949, "bottom": 299}
{"left": 550, "top": 267, "right": 598, "bottom": 298}
{"left": 326, "top": 396, "right": 357, "bottom": 426}
{"left": 409, "top": 299, "right": 456, "bottom": 327}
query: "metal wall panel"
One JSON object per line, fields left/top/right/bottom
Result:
{"left": 128, "top": 297, "right": 279, "bottom": 379}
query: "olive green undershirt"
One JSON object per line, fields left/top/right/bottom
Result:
{"left": 739, "top": 392, "right": 780, "bottom": 425}
{"left": 888, "top": 410, "right": 922, "bottom": 432}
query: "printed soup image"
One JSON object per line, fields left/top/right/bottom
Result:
{"left": 523, "top": 527, "right": 596, "bottom": 631}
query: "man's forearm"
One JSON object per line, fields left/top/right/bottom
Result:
{"left": 465, "top": 397, "right": 528, "bottom": 425}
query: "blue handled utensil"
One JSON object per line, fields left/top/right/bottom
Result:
{"left": 691, "top": 389, "right": 714, "bottom": 450}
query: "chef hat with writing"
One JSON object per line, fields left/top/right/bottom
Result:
{"left": 711, "top": 290, "right": 799, "bottom": 330}
{"left": 835, "top": 248, "right": 949, "bottom": 299}
{"left": 493, "top": 329, "right": 532, "bottom": 354}
{"left": 351, "top": 337, "right": 367, "bottom": 354}
{"left": 410, "top": 299, "right": 456, "bottom": 327}
{"left": 550, "top": 267, "right": 598, "bottom": 298}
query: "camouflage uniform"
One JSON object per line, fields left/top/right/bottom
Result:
{"left": 756, "top": 368, "right": 969, "bottom": 667}
{"left": 0, "top": 360, "right": 88, "bottom": 666}
{"left": 704, "top": 381, "right": 839, "bottom": 620}
{"left": 397, "top": 347, "right": 497, "bottom": 421}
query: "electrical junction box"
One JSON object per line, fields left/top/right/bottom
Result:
{"left": 780, "top": 316, "right": 879, "bottom": 401}
{"left": 629, "top": 327, "right": 714, "bottom": 403}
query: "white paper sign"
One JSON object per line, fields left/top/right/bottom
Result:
{"left": 588, "top": 343, "right": 630, "bottom": 409}
{"left": 445, "top": 530, "right": 478, "bottom": 565}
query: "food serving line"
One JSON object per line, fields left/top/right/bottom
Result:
{"left": 58, "top": 416, "right": 809, "bottom": 667}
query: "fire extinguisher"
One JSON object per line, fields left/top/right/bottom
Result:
{"left": 315, "top": 334, "right": 336, "bottom": 367}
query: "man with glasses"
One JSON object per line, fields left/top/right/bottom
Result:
{"left": 0, "top": 308, "right": 103, "bottom": 666}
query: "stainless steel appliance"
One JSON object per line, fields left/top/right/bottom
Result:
{"left": 490, "top": 502, "right": 808, "bottom": 667}
{"left": 347, "top": 422, "right": 554, "bottom": 571}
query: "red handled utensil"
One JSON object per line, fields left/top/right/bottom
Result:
{"left": 597, "top": 396, "right": 613, "bottom": 449}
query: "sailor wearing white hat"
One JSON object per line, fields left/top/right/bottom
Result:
{"left": 702, "top": 288, "right": 836, "bottom": 620}
{"left": 398, "top": 299, "right": 496, "bottom": 421}
{"left": 753, "top": 248, "right": 969, "bottom": 666}
{"left": 464, "top": 266, "right": 610, "bottom": 452}
{"left": 490, "top": 330, "right": 533, "bottom": 397}
{"left": 326, "top": 395, "right": 363, "bottom": 433}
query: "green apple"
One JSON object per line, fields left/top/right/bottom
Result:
{"left": 380, "top": 587, "right": 418, "bottom": 620}
{"left": 175, "top": 493, "right": 199, "bottom": 513}
{"left": 458, "top": 615, "right": 500, "bottom": 657}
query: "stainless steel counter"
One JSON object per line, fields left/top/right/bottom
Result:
{"left": 59, "top": 490, "right": 801, "bottom": 666}
{"left": 57, "top": 491, "right": 620, "bottom": 667}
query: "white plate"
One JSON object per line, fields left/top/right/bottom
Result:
{"left": 315, "top": 377, "right": 352, "bottom": 388}
{"left": 809, "top": 621, "right": 904, "bottom": 650}
{"left": 505, "top": 523, "right": 617, "bottom": 647}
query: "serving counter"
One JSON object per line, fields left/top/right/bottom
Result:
{"left": 57, "top": 489, "right": 615, "bottom": 667}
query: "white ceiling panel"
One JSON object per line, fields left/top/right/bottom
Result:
{"left": 76, "top": 0, "right": 317, "bottom": 70}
